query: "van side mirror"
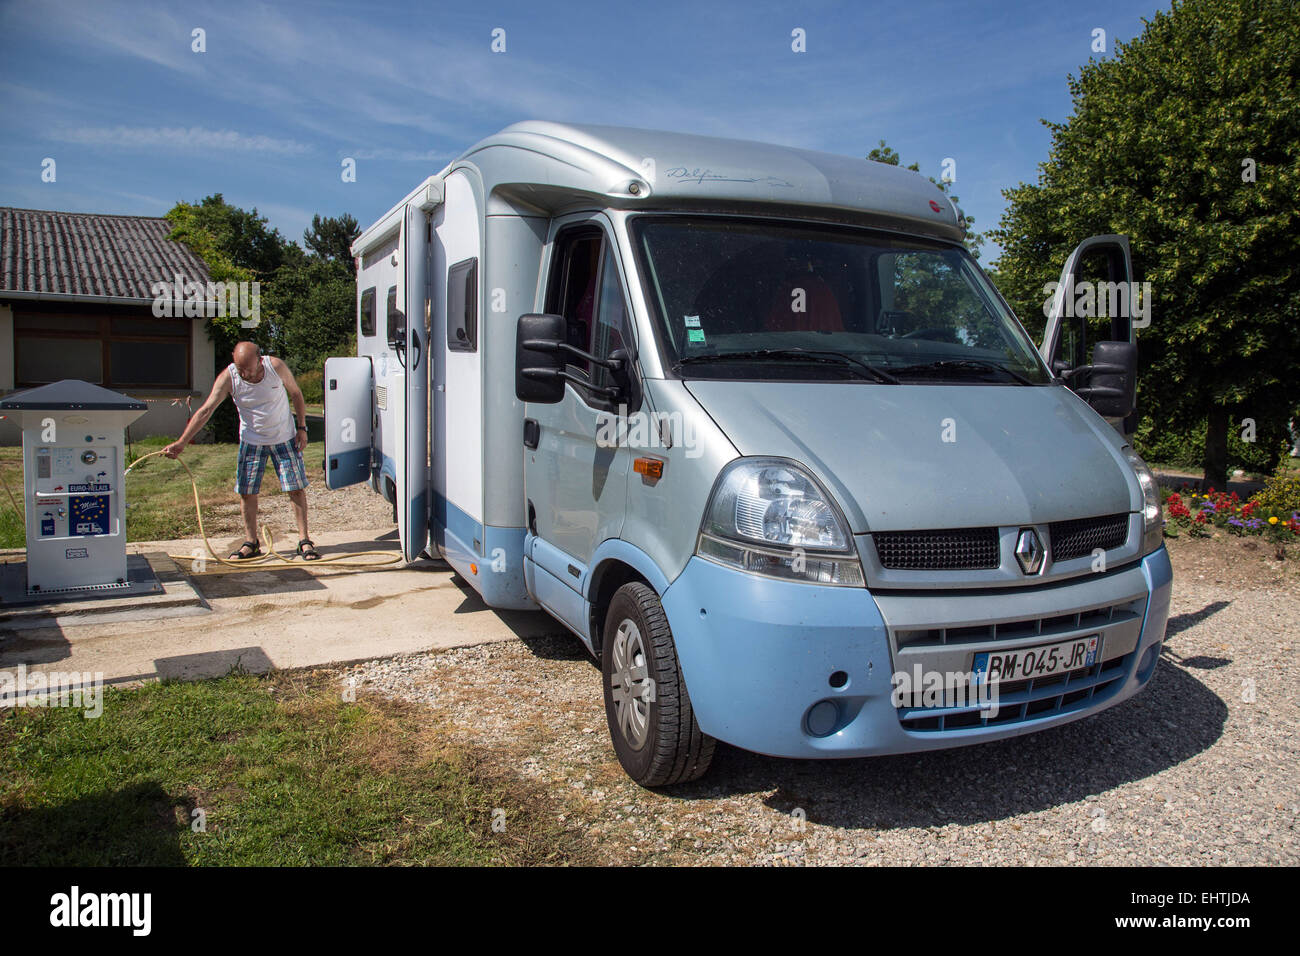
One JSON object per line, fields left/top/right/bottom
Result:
{"left": 1069, "top": 339, "right": 1137, "bottom": 419}
{"left": 514, "top": 312, "right": 630, "bottom": 405}
{"left": 516, "top": 313, "right": 567, "bottom": 403}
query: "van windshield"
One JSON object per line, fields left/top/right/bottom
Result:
{"left": 630, "top": 216, "right": 1050, "bottom": 384}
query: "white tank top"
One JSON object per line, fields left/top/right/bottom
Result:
{"left": 229, "top": 356, "right": 295, "bottom": 446}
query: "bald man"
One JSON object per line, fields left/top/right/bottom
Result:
{"left": 164, "top": 342, "right": 319, "bottom": 560}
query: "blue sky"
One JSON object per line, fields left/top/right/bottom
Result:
{"left": 0, "top": 0, "right": 1167, "bottom": 263}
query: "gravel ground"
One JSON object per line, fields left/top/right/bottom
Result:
{"left": 199, "top": 472, "right": 394, "bottom": 540}
{"left": 344, "top": 540, "right": 1298, "bottom": 865}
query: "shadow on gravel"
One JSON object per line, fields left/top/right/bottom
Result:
{"left": 447, "top": 577, "right": 574, "bottom": 655}
{"left": 518, "top": 631, "right": 597, "bottom": 665}
{"left": 1165, "top": 601, "right": 1231, "bottom": 637}
{"left": 662, "top": 659, "right": 1226, "bottom": 830}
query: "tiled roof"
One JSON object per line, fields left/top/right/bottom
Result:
{"left": 0, "top": 206, "right": 210, "bottom": 300}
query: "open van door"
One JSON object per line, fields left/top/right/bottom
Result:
{"left": 1040, "top": 235, "right": 1141, "bottom": 436}
{"left": 323, "top": 357, "right": 373, "bottom": 489}
{"left": 390, "top": 206, "right": 431, "bottom": 563}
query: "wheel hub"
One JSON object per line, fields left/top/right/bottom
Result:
{"left": 610, "top": 618, "right": 651, "bottom": 749}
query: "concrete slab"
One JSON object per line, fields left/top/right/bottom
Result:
{"left": 0, "top": 528, "right": 569, "bottom": 690}
{"left": 0, "top": 552, "right": 163, "bottom": 608}
{"left": 0, "top": 553, "right": 207, "bottom": 632}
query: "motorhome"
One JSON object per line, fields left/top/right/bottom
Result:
{"left": 325, "top": 121, "right": 1172, "bottom": 786}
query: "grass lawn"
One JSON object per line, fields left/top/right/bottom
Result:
{"left": 0, "top": 671, "right": 591, "bottom": 866}
{"left": 0, "top": 436, "right": 241, "bottom": 547}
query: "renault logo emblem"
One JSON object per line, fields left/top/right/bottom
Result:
{"left": 1015, "top": 528, "right": 1044, "bottom": 574}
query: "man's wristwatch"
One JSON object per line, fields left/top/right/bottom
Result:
{"left": 296, "top": 424, "right": 307, "bottom": 432}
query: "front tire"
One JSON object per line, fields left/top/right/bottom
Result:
{"left": 602, "top": 582, "right": 715, "bottom": 786}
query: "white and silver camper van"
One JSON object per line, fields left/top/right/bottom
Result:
{"left": 325, "top": 122, "right": 1172, "bottom": 786}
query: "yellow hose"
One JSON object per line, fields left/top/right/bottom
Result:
{"left": 123, "top": 448, "right": 403, "bottom": 571}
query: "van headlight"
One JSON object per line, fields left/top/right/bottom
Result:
{"left": 696, "top": 458, "right": 864, "bottom": 586}
{"left": 1123, "top": 447, "right": 1163, "bottom": 554}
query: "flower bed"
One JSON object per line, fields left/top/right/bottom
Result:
{"left": 1161, "top": 484, "right": 1300, "bottom": 544}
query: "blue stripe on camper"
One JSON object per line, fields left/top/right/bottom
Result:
{"left": 432, "top": 490, "right": 482, "bottom": 555}
{"left": 326, "top": 447, "right": 370, "bottom": 489}
{"left": 432, "top": 491, "right": 532, "bottom": 610}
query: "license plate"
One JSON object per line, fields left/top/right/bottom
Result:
{"left": 972, "top": 635, "right": 1101, "bottom": 686}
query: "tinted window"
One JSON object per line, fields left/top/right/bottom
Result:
{"left": 632, "top": 216, "right": 1049, "bottom": 384}
{"left": 590, "top": 245, "right": 629, "bottom": 392}
{"left": 386, "top": 286, "right": 402, "bottom": 345}
{"left": 109, "top": 341, "right": 188, "bottom": 386}
{"left": 546, "top": 230, "right": 603, "bottom": 376}
{"left": 447, "top": 258, "right": 478, "bottom": 352}
{"left": 359, "top": 287, "right": 376, "bottom": 337}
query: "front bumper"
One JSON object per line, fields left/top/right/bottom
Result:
{"left": 660, "top": 547, "right": 1173, "bottom": 758}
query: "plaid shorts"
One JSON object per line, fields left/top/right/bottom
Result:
{"left": 235, "top": 440, "right": 309, "bottom": 495}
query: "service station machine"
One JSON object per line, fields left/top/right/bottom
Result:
{"left": 0, "top": 380, "right": 146, "bottom": 595}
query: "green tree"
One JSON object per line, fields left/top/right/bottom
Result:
{"left": 165, "top": 197, "right": 361, "bottom": 436}
{"left": 266, "top": 214, "right": 361, "bottom": 373}
{"left": 990, "top": 0, "right": 1300, "bottom": 489}
{"left": 166, "top": 194, "right": 286, "bottom": 277}
{"left": 303, "top": 213, "right": 361, "bottom": 272}
{"left": 263, "top": 258, "right": 356, "bottom": 374}
{"left": 165, "top": 195, "right": 287, "bottom": 354}
{"left": 165, "top": 195, "right": 291, "bottom": 440}
{"left": 868, "top": 141, "right": 984, "bottom": 258}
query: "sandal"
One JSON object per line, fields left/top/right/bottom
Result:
{"left": 229, "top": 541, "right": 261, "bottom": 560}
{"left": 297, "top": 538, "right": 321, "bottom": 561}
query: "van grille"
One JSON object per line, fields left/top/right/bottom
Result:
{"left": 1049, "top": 513, "right": 1128, "bottom": 562}
{"left": 897, "top": 650, "right": 1134, "bottom": 732}
{"left": 374, "top": 385, "right": 387, "bottom": 410}
{"left": 874, "top": 527, "right": 1000, "bottom": 570}
{"left": 893, "top": 597, "right": 1144, "bottom": 649}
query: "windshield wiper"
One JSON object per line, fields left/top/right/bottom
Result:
{"left": 675, "top": 348, "right": 899, "bottom": 384}
{"left": 890, "top": 359, "right": 1035, "bottom": 386}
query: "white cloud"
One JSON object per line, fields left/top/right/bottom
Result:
{"left": 51, "top": 126, "right": 312, "bottom": 155}
{"left": 347, "top": 147, "right": 454, "bottom": 163}
{"left": 0, "top": 0, "right": 199, "bottom": 75}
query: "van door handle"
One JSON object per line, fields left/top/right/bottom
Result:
{"left": 523, "top": 418, "right": 540, "bottom": 449}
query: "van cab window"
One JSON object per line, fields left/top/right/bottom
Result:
{"left": 631, "top": 216, "right": 1049, "bottom": 385}
{"left": 880, "top": 251, "right": 1005, "bottom": 351}
{"left": 590, "top": 244, "right": 630, "bottom": 392}
{"left": 546, "top": 228, "right": 631, "bottom": 395}
{"left": 546, "top": 230, "right": 602, "bottom": 375}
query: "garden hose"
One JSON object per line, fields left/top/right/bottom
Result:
{"left": 116, "top": 449, "right": 404, "bottom": 571}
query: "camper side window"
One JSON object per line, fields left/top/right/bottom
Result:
{"left": 447, "top": 258, "right": 478, "bottom": 352}
{"left": 359, "top": 287, "right": 376, "bottom": 337}
{"left": 386, "top": 286, "right": 403, "bottom": 347}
